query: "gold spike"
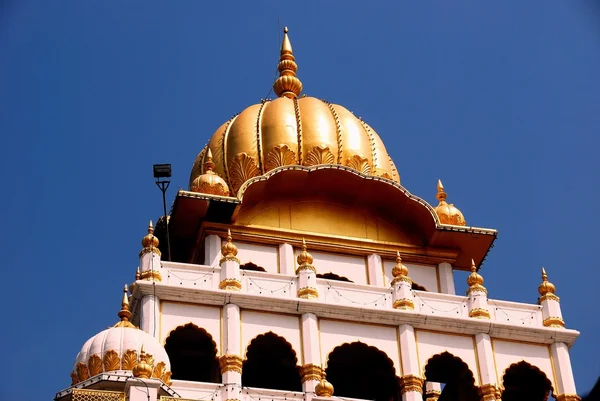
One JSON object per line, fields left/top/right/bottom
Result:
{"left": 471, "top": 259, "right": 477, "bottom": 273}
{"left": 148, "top": 220, "right": 154, "bottom": 234}
{"left": 541, "top": 267, "right": 548, "bottom": 281}
{"left": 273, "top": 27, "right": 303, "bottom": 98}
{"left": 538, "top": 267, "right": 556, "bottom": 296}
{"left": 204, "top": 148, "right": 215, "bottom": 172}
{"left": 436, "top": 179, "right": 447, "bottom": 202}
{"left": 115, "top": 285, "right": 135, "bottom": 327}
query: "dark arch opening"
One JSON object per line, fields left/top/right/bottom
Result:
{"left": 502, "top": 361, "right": 553, "bottom": 401}
{"left": 326, "top": 342, "right": 399, "bottom": 401}
{"left": 424, "top": 352, "right": 479, "bottom": 401}
{"left": 317, "top": 272, "right": 354, "bottom": 283}
{"left": 242, "top": 332, "right": 302, "bottom": 391}
{"left": 164, "top": 323, "right": 221, "bottom": 383}
{"left": 240, "top": 262, "right": 266, "bottom": 272}
{"left": 411, "top": 282, "right": 427, "bottom": 291}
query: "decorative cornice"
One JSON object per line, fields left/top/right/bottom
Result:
{"left": 139, "top": 246, "right": 162, "bottom": 259}
{"left": 478, "top": 384, "right": 500, "bottom": 401}
{"left": 140, "top": 270, "right": 162, "bottom": 282}
{"left": 538, "top": 293, "right": 560, "bottom": 304}
{"left": 467, "top": 284, "right": 488, "bottom": 296}
{"left": 543, "top": 316, "right": 565, "bottom": 328}
{"left": 555, "top": 395, "right": 582, "bottom": 401}
{"left": 219, "top": 279, "right": 242, "bottom": 291}
{"left": 300, "top": 364, "right": 324, "bottom": 383}
{"left": 399, "top": 375, "right": 424, "bottom": 394}
{"left": 219, "top": 354, "right": 243, "bottom": 374}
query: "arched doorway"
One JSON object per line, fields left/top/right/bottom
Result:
{"left": 424, "top": 352, "right": 479, "bottom": 401}
{"left": 502, "top": 361, "right": 553, "bottom": 401}
{"left": 242, "top": 332, "right": 302, "bottom": 391}
{"left": 164, "top": 323, "right": 221, "bottom": 383}
{"left": 326, "top": 342, "right": 399, "bottom": 401}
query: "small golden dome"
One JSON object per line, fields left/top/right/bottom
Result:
{"left": 315, "top": 377, "right": 334, "bottom": 397}
{"left": 190, "top": 148, "right": 230, "bottom": 196}
{"left": 115, "top": 285, "right": 135, "bottom": 328}
{"left": 189, "top": 27, "right": 400, "bottom": 196}
{"left": 141, "top": 221, "right": 159, "bottom": 248}
{"left": 297, "top": 238, "right": 314, "bottom": 266}
{"left": 392, "top": 251, "right": 408, "bottom": 278}
{"left": 467, "top": 259, "right": 484, "bottom": 287}
{"left": 221, "top": 229, "right": 238, "bottom": 258}
{"left": 434, "top": 180, "right": 466, "bottom": 226}
{"left": 132, "top": 346, "right": 154, "bottom": 379}
{"left": 538, "top": 267, "right": 556, "bottom": 296}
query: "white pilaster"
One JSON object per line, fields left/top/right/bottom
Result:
{"left": 204, "top": 234, "right": 222, "bottom": 267}
{"left": 367, "top": 254, "right": 385, "bottom": 286}
{"left": 221, "top": 303, "right": 242, "bottom": 400}
{"left": 474, "top": 333, "right": 498, "bottom": 396}
{"left": 300, "top": 313, "right": 322, "bottom": 392}
{"left": 140, "top": 295, "right": 160, "bottom": 337}
{"left": 125, "top": 378, "right": 161, "bottom": 401}
{"left": 540, "top": 297, "right": 564, "bottom": 328}
{"left": 279, "top": 243, "right": 296, "bottom": 275}
{"left": 551, "top": 342, "right": 578, "bottom": 397}
{"left": 437, "top": 262, "right": 455, "bottom": 294}
{"left": 398, "top": 324, "right": 424, "bottom": 401}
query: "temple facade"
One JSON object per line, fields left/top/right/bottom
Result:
{"left": 55, "top": 28, "right": 581, "bottom": 401}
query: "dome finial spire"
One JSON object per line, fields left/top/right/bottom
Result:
{"left": 115, "top": 285, "right": 135, "bottom": 328}
{"left": 273, "top": 26, "right": 303, "bottom": 98}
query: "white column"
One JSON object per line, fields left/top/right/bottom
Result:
{"left": 140, "top": 295, "right": 160, "bottom": 338}
{"left": 300, "top": 313, "right": 322, "bottom": 393}
{"left": 367, "top": 254, "right": 385, "bottom": 286}
{"left": 221, "top": 304, "right": 243, "bottom": 401}
{"left": 204, "top": 234, "right": 222, "bottom": 267}
{"left": 399, "top": 324, "right": 424, "bottom": 401}
{"left": 475, "top": 333, "right": 499, "bottom": 400}
{"left": 279, "top": 243, "right": 296, "bottom": 275}
{"left": 437, "top": 262, "right": 455, "bottom": 294}
{"left": 125, "top": 378, "right": 161, "bottom": 401}
{"left": 551, "top": 343, "right": 578, "bottom": 398}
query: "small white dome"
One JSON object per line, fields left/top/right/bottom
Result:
{"left": 70, "top": 286, "right": 171, "bottom": 385}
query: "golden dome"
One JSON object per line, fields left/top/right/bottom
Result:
{"left": 190, "top": 148, "right": 230, "bottom": 196}
{"left": 189, "top": 27, "right": 400, "bottom": 196}
{"left": 466, "top": 259, "right": 487, "bottom": 295}
{"left": 538, "top": 267, "right": 556, "bottom": 296}
{"left": 141, "top": 220, "right": 159, "bottom": 248}
{"left": 221, "top": 229, "right": 238, "bottom": 259}
{"left": 315, "top": 377, "right": 334, "bottom": 397}
{"left": 434, "top": 180, "right": 466, "bottom": 226}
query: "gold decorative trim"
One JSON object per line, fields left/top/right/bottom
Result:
{"left": 296, "top": 264, "right": 317, "bottom": 274}
{"left": 139, "top": 246, "right": 162, "bottom": 258}
{"left": 229, "top": 152, "right": 260, "bottom": 195}
{"left": 358, "top": 119, "right": 377, "bottom": 175}
{"left": 539, "top": 293, "right": 560, "bottom": 304}
{"left": 300, "top": 363, "right": 324, "bottom": 383}
{"left": 162, "top": 371, "right": 172, "bottom": 386}
{"left": 304, "top": 145, "right": 335, "bottom": 166}
{"left": 392, "top": 276, "right": 412, "bottom": 286}
{"left": 393, "top": 298, "right": 415, "bottom": 310}
{"left": 543, "top": 316, "right": 565, "bottom": 328}
{"left": 121, "top": 349, "right": 138, "bottom": 370}
{"left": 152, "top": 361, "right": 167, "bottom": 380}
{"left": 469, "top": 308, "right": 491, "bottom": 319}
{"left": 293, "top": 96, "right": 302, "bottom": 163}
{"left": 76, "top": 362, "right": 90, "bottom": 382}
{"left": 255, "top": 100, "right": 267, "bottom": 173}
{"left": 555, "top": 395, "right": 582, "bottom": 401}
{"left": 88, "top": 354, "right": 103, "bottom": 376}
{"left": 220, "top": 256, "right": 240, "bottom": 264}
{"left": 478, "top": 384, "right": 499, "bottom": 401}
{"left": 219, "top": 354, "right": 243, "bottom": 374}
{"left": 71, "top": 371, "right": 78, "bottom": 385}
{"left": 264, "top": 144, "right": 296, "bottom": 172}
{"left": 399, "top": 374, "right": 424, "bottom": 395}
{"left": 219, "top": 279, "right": 242, "bottom": 291}
{"left": 467, "top": 284, "right": 488, "bottom": 296}
{"left": 140, "top": 270, "right": 162, "bottom": 282}
{"left": 72, "top": 389, "right": 126, "bottom": 401}
{"left": 346, "top": 154, "right": 371, "bottom": 175}
{"left": 320, "top": 100, "right": 343, "bottom": 164}
{"left": 298, "top": 286, "right": 318, "bottom": 299}
{"left": 425, "top": 389, "right": 441, "bottom": 401}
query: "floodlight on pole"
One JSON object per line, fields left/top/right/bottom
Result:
{"left": 153, "top": 164, "right": 172, "bottom": 261}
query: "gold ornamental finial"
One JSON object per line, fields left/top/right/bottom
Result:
{"left": 133, "top": 346, "right": 154, "bottom": 379}
{"left": 315, "top": 376, "right": 335, "bottom": 397}
{"left": 391, "top": 251, "right": 410, "bottom": 285}
{"left": 538, "top": 267, "right": 556, "bottom": 296}
{"left": 273, "top": 26, "right": 303, "bottom": 98}
{"left": 115, "top": 285, "right": 135, "bottom": 328}
{"left": 204, "top": 148, "right": 216, "bottom": 172}
{"left": 220, "top": 229, "right": 239, "bottom": 261}
{"left": 466, "top": 259, "right": 487, "bottom": 295}
{"left": 297, "top": 238, "right": 314, "bottom": 266}
{"left": 190, "top": 147, "right": 231, "bottom": 196}
{"left": 140, "top": 220, "right": 161, "bottom": 257}
{"left": 434, "top": 179, "right": 466, "bottom": 226}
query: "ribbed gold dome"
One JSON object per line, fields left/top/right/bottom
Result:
{"left": 434, "top": 180, "right": 466, "bottom": 226}
{"left": 189, "top": 28, "right": 400, "bottom": 196}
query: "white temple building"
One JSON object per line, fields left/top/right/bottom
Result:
{"left": 55, "top": 28, "right": 581, "bottom": 401}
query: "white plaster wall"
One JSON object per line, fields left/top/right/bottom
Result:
{"left": 237, "top": 242, "right": 279, "bottom": 273}
{"left": 298, "top": 250, "right": 368, "bottom": 284}
{"left": 493, "top": 340, "right": 555, "bottom": 390}
{"left": 383, "top": 260, "right": 438, "bottom": 292}
{"left": 241, "top": 310, "right": 302, "bottom": 362}
{"left": 319, "top": 319, "right": 401, "bottom": 376}
{"left": 415, "top": 330, "right": 479, "bottom": 384}
{"left": 161, "top": 302, "right": 221, "bottom": 354}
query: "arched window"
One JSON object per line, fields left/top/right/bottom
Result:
{"left": 164, "top": 323, "right": 221, "bottom": 383}
{"left": 316, "top": 272, "right": 353, "bottom": 283}
{"left": 424, "top": 352, "right": 479, "bottom": 401}
{"left": 502, "top": 361, "right": 553, "bottom": 401}
{"left": 240, "top": 262, "right": 267, "bottom": 272}
{"left": 411, "top": 282, "right": 427, "bottom": 291}
{"left": 242, "top": 332, "right": 302, "bottom": 391}
{"left": 326, "top": 342, "right": 399, "bottom": 401}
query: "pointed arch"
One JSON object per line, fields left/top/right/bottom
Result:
{"left": 316, "top": 272, "right": 353, "bottom": 283}
{"left": 424, "top": 352, "right": 479, "bottom": 401}
{"left": 501, "top": 361, "right": 553, "bottom": 401}
{"left": 326, "top": 341, "right": 399, "bottom": 401}
{"left": 164, "top": 323, "right": 221, "bottom": 383}
{"left": 240, "top": 262, "right": 266, "bottom": 272}
{"left": 242, "top": 332, "right": 302, "bottom": 391}
{"left": 411, "top": 282, "right": 427, "bottom": 291}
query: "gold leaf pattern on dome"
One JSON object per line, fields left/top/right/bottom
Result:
{"left": 152, "top": 361, "right": 166, "bottom": 379}
{"left": 77, "top": 362, "right": 90, "bottom": 381}
{"left": 88, "top": 354, "right": 103, "bottom": 376}
{"left": 162, "top": 371, "right": 172, "bottom": 386}
{"left": 346, "top": 154, "right": 371, "bottom": 175}
{"left": 264, "top": 144, "right": 296, "bottom": 172}
{"left": 304, "top": 145, "right": 335, "bottom": 166}
{"left": 380, "top": 172, "right": 393, "bottom": 180}
{"left": 71, "top": 371, "right": 78, "bottom": 385}
{"left": 121, "top": 350, "right": 138, "bottom": 370}
{"left": 103, "top": 350, "right": 120, "bottom": 371}
{"left": 229, "top": 152, "right": 260, "bottom": 194}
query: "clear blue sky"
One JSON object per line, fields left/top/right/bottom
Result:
{"left": 1, "top": 1, "right": 599, "bottom": 400}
